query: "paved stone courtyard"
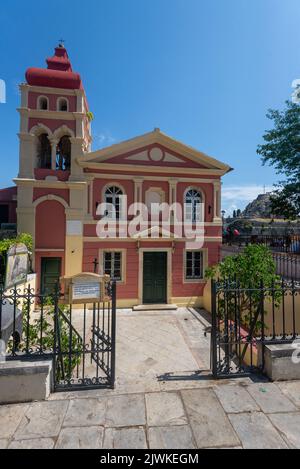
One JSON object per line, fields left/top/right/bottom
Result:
{"left": 1, "top": 308, "right": 300, "bottom": 449}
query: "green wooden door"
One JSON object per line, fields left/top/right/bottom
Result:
{"left": 143, "top": 252, "right": 167, "bottom": 304}
{"left": 41, "top": 258, "right": 61, "bottom": 295}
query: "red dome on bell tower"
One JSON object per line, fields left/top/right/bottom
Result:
{"left": 26, "top": 44, "right": 82, "bottom": 90}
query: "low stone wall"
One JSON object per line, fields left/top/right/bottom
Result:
{"left": 0, "top": 360, "right": 53, "bottom": 404}
{"left": 259, "top": 343, "right": 300, "bottom": 381}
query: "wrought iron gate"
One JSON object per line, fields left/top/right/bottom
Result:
{"left": 0, "top": 280, "right": 117, "bottom": 392}
{"left": 211, "top": 279, "right": 300, "bottom": 378}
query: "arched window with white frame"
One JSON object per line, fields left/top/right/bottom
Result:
{"left": 185, "top": 188, "right": 203, "bottom": 223}
{"left": 57, "top": 97, "right": 69, "bottom": 112}
{"left": 38, "top": 96, "right": 49, "bottom": 110}
{"left": 104, "top": 186, "right": 123, "bottom": 220}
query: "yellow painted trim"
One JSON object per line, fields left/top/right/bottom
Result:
{"left": 116, "top": 299, "right": 140, "bottom": 308}
{"left": 33, "top": 194, "right": 69, "bottom": 209}
{"left": 171, "top": 296, "right": 204, "bottom": 307}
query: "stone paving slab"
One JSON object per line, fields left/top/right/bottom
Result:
{"left": 14, "top": 401, "right": 69, "bottom": 440}
{"left": 8, "top": 438, "right": 55, "bottom": 449}
{"left": 268, "top": 412, "right": 300, "bottom": 449}
{"left": 148, "top": 425, "right": 196, "bottom": 449}
{"left": 106, "top": 394, "right": 146, "bottom": 428}
{"left": 0, "top": 440, "right": 8, "bottom": 449}
{"left": 246, "top": 383, "right": 297, "bottom": 413}
{"left": 63, "top": 398, "right": 106, "bottom": 427}
{"left": 214, "top": 384, "right": 260, "bottom": 414}
{"left": 56, "top": 426, "right": 104, "bottom": 449}
{"left": 228, "top": 412, "right": 288, "bottom": 449}
{"left": 277, "top": 381, "right": 300, "bottom": 408}
{"left": 103, "top": 427, "right": 147, "bottom": 449}
{"left": 181, "top": 388, "right": 240, "bottom": 449}
{"left": 0, "top": 404, "right": 28, "bottom": 439}
{"left": 145, "top": 392, "right": 187, "bottom": 427}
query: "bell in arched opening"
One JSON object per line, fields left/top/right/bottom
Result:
{"left": 56, "top": 135, "right": 71, "bottom": 171}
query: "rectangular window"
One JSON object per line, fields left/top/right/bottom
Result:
{"left": 104, "top": 252, "right": 122, "bottom": 281}
{"left": 185, "top": 251, "right": 204, "bottom": 280}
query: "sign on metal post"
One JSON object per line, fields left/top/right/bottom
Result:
{"left": 61, "top": 272, "right": 110, "bottom": 304}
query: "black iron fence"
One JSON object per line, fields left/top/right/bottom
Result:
{"left": 0, "top": 280, "right": 117, "bottom": 392}
{"left": 272, "top": 253, "right": 300, "bottom": 281}
{"left": 223, "top": 234, "right": 300, "bottom": 254}
{"left": 222, "top": 246, "right": 300, "bottom": 282}
{"left": 211, "top": 279, "right": 300, "bottom": 378}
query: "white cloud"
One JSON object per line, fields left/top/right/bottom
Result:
{"left": 94, "top": 131, "right": 116, "bottom": 148}
{"left": 222, "top": 184, "right": 274, "bottom": 215}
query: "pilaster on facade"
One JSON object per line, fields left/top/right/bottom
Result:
{"left": 169, "top": 178, "right": 178, "bottom": 205}
{"left": 19, "top": 84, "right": 29, "bottom": 108}
{"left": 85, "top": 175, "right": 94, "bottom": 220}
{"left": 18, "top": 133, "right": 36, "bottom": 178}
{"left": 69, "top": 137, "right": 86, "bottom": 181}
{"left": 133, "top": 177, "right": 144, "bottom": 204}
{"left": 75, "top": 89, "right": 85, "bottom": 113}
{"left": 213, "top": 181, "right": 222, "bottom": 222}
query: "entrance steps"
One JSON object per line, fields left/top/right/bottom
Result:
{"left": 133, "top": 304, "right": 178, "bottom": 311}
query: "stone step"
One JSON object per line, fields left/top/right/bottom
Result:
{"left": 133, "top": 304, "right": 178, "bottom": 312}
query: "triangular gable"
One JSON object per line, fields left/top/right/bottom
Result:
{"left": 79, "top": 129, "right": 232, "bottom": 174}
{"left": 100, "top": 144, "right": 207, "bottom": 169}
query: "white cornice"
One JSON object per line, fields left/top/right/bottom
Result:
{"left": 79, "top": 161, "right": 226, "bottom": 176}
{"left": 82, "top": 236, "right": 222, "bottom": 243}
{"left": 13, "top": 178, "right": 87, "bottom": 190}
{"left": 18, "top": 108, "right": 85, "bottom": 121}
{"left": 83, "top": 172, "right": 222, "bottom": 182}
{"left": 19, "top": 83, "right": 83, "bottom": 97}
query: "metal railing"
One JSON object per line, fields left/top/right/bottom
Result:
{"left": 223, "top": 234, "right": 300, "bottom": 254}
{"left": 211, "top": 278, "right": 300, "bottom": 378}
{"left": 0, "top": 280, "right": 117, "bottom": 392}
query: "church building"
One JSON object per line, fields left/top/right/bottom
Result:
{"left": 10, "top": 44, "right": 231, "bottom": 307}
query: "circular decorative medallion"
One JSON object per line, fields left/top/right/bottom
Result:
{"left": 149, "top": 147, "right": 164, "bottom": 162}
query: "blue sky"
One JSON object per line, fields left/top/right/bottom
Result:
{"left": 0, "top": 0, "right": 299, "bottom": 214}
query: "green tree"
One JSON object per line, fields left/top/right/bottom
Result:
{"left": 206, "top": 245, "right": 282, "bottom": 334}
{"left": 257, "top": 101, "right": 300, "bottom": 219}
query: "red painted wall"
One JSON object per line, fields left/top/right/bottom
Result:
{"left": 33, "top": 188, "right": 69, "bottom": 205}
{"left": 28, "top": 91, "right": 77, "bottom": 112}
{"left": 28, "top": 117, "right": 76, "bottom": 135}
{"left": 35, "top": 200, "right": 66, "bottom": 250}
{"left": 82, "top": 240, "right": 220, "bottom": 301}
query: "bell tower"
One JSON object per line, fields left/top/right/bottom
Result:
{"left": 18, "top": 43, "right": 92, "bottom": 180}
{"left": 15, "top": 45, "right": 92, "bottom": 283}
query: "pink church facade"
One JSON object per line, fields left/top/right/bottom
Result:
{"left": 13, "top": 45, "right": 231, "bottom": 307}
